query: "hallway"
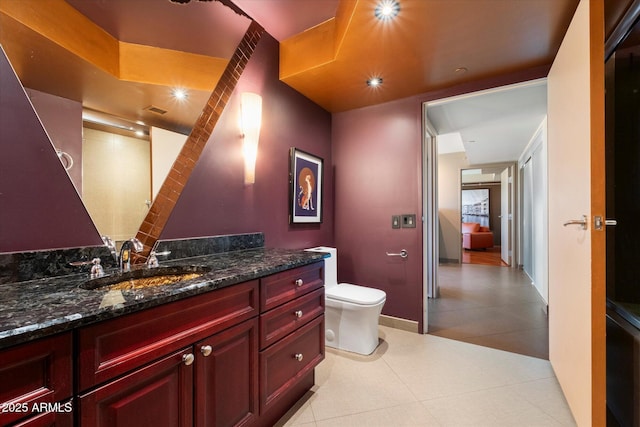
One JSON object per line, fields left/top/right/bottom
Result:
{"left": 428, "top": 263, "right": 549, "bottom": 359}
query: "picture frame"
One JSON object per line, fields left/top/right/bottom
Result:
{"left": 289, "top": 148, "right": 323, "bottom": 223}
{"left": 461, "top": 188, "right": 490, "bottom": 227}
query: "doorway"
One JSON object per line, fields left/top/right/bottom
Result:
{"left": 460, "top": 166, "right": 510, "bottom": 267}
{"left": 423, "top": 80, "right": 549, "bottom": 359}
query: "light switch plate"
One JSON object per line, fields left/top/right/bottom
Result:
{"left": 401, "top": 214, "right": 416, "bottom": 228}
{"left": 392, "top": 215, "right": 401, "bottom": 229}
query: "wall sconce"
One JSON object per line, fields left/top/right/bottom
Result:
{"left": 240, "top": 92, "right": 262, "bottom": 185}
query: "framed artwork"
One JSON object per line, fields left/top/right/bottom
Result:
{"left": 461, "top": 188, "right": 490, "bottom": 227}
{"left": 290, "top": 148, "right": 323, "bottom": 223}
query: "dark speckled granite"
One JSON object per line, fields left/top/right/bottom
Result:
{"left": 154, "top": 232, "right": 264, "bottom": 260}
{"left": 0, "top": 247, "right": 327, "bottom": 350}
{"left": 0, "top": 246, "right": 117, "bottom": 284}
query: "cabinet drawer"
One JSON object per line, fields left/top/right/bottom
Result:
{"left": 78, "top": 280, "right": 259, "bottom": 390}
{"left": 259, "top": 315, "right": 324, "bottom": 412}
{"left": 260, "top": 288, "right": 324, "bottom": 349}
{"left": 0, "top": 333, "right": 72, "bottom": 426}
{"left": 260, "top": 262, "right": 324, "bottom": 311}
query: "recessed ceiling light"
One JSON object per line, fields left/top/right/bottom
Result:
{"left": 172, "top": 88, "right": 188, "bottom": 100}
{"left": 367, "top": 77, "right": 383, "bottom": 87}
{"left": 374, "top": 0, "right": 400, "bottom": 21}
{"left": 455, "top": 67, "right": 468, "bottom": 74}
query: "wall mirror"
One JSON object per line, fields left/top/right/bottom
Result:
{"left": 0, "top": 0, "right": 251, "bottom": 243}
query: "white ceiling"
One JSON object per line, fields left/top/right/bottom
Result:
{"left": 429, "top": 80, "right": 548, "bottom": 165}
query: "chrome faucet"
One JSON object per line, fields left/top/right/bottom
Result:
{"left": 119, "top": 238, "right": 143, "bottom": 272}
{"left": 146, "top": 250, "right": 172, "bottom": 268}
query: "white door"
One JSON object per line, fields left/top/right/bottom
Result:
{"left": 547, "top": 0, "right": 605, "bottom": 425}
{"left": 423, "top": 114, "right": 439, "bottom": 304}
{"left": 500, "top": 167, "right": 510, "bottom": 265}
{"left": 522, "top": 159, "right": 533, "bottom": 277}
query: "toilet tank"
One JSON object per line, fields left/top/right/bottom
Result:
{"left": 305, "top": 247, "right": 337, "bottom": 287}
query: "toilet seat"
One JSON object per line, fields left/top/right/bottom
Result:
{"left": 325, "top": 283, "right": 386, "bottom": 306}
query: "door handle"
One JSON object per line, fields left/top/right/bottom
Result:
{"left": 386, "top": 249, "right": 408, "bottom": 258}
{"left": 563, "top": 215, "right": 588, "bottom": 230}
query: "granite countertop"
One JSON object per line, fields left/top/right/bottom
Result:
{"left": 0, "top": 248, "right": 327, "bottom": 350}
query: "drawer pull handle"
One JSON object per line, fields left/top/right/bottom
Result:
{"left": 295, "top": 278, "right": 304, "bottom": 287}
{"left": 294, "top": 310, "right": 303, "bottom": 318}
{"left": 182, "top": 353, "right": 195, "bottom": 366}
{"left": 294, "top": 353, "right": 304, "bottom": 362}
{"left": 200, "top": 345, "right": 213, "bottom": 357}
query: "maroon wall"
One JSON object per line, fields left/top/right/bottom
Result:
{"left": 332, "top": 97, "right": 424, "bottom": 324}
{"left": 0, "top": 48, "right": 101, "bottom": 253}
{"left": 161, "top": 34, "right": 334, "bottom": 249}
{"left": 332, "top": 67, "right": 549, "bottom": 328}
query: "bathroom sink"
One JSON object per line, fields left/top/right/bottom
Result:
{"left": 81, "top": 265, "right": 210, "bottom": 291}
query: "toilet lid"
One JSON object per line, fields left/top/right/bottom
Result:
{"left": 326, "top": 283, "right": 386, "bottom": 305}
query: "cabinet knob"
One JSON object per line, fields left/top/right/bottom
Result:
{"left": 200, "top": 345, "right": 213, "bottom": 357}
{"left": 295, "top": 278, "right": 304, "bottom": 287}
{"left": 182, "top": 353, "right": 195, "bottom": 366}
{"left": 294, "top": 353, "right": 304, "bottom": 362}
{"left": 294, "top": 310, "right": 303, "bottom": 318}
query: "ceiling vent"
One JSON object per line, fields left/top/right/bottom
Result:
{"left": 145, "top": 105, "right": 168, "bottom": 115}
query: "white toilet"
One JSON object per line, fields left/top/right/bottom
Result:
{"left": 306, "top": 247, "right": 386, "bottom": 355}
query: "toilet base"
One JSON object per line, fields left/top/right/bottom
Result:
{"left": 324, "top": 301, "right": 384, "bottom": 355}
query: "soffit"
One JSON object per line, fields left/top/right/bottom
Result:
{"left": 278, "top": 0, "right": 579, "bottom": 113}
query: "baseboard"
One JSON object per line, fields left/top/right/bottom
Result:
{"left": 439, "top": 258, "right": 460, "bottom": 264}
{"left": 379, "top": 315, "right": 419, "bottom": 333}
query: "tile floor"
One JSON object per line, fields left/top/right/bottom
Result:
{"left": 276, "top": 326, "right": 575, "bottom": 426}
{"left": 429, "top": 263, "right": 549, "bottom": 359}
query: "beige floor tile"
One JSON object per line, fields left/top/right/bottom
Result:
{"left": 421, "top": 386, "right": 573, "bottom": 426}
{"left": 315, "top": 402, "right": 442, "bottom": 427}
{"left": 503, "top": 378, "right": 577, "bottom": 425}
{"left": 277, "top": 263, "right": 574, "bottom": 426}
{"left": 309, "top": 348, "right": 418, "bottom": 421}
{"left": 379, "top": 328, "right": 554, "bottom": 401}
{"left": 277, "top": 330, "right": 575, "bottom": 426}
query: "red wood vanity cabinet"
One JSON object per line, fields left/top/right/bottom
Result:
{"left": 0, "top": 333, "right": 74, "bottom": 427}
{"left": 78, "top": 260, "right": 324, "bottom": 427}
{"left": 1, "top": 260, "right": 324, "bottom": 427}
{"left": 77, "top": 280, "right": 260, "bottom": 426}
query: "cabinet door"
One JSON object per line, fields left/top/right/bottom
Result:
{"left": 12, "top": 408, "right": 73, "bottom": 427}
{"left": 195, "top": 318, "right": 258, "bottom": 427}
{"left": 80, "top": 348, "right": 193, "bottom": 427}
{"left": 0, "top": 333, "right": 72, "bottom": 426}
